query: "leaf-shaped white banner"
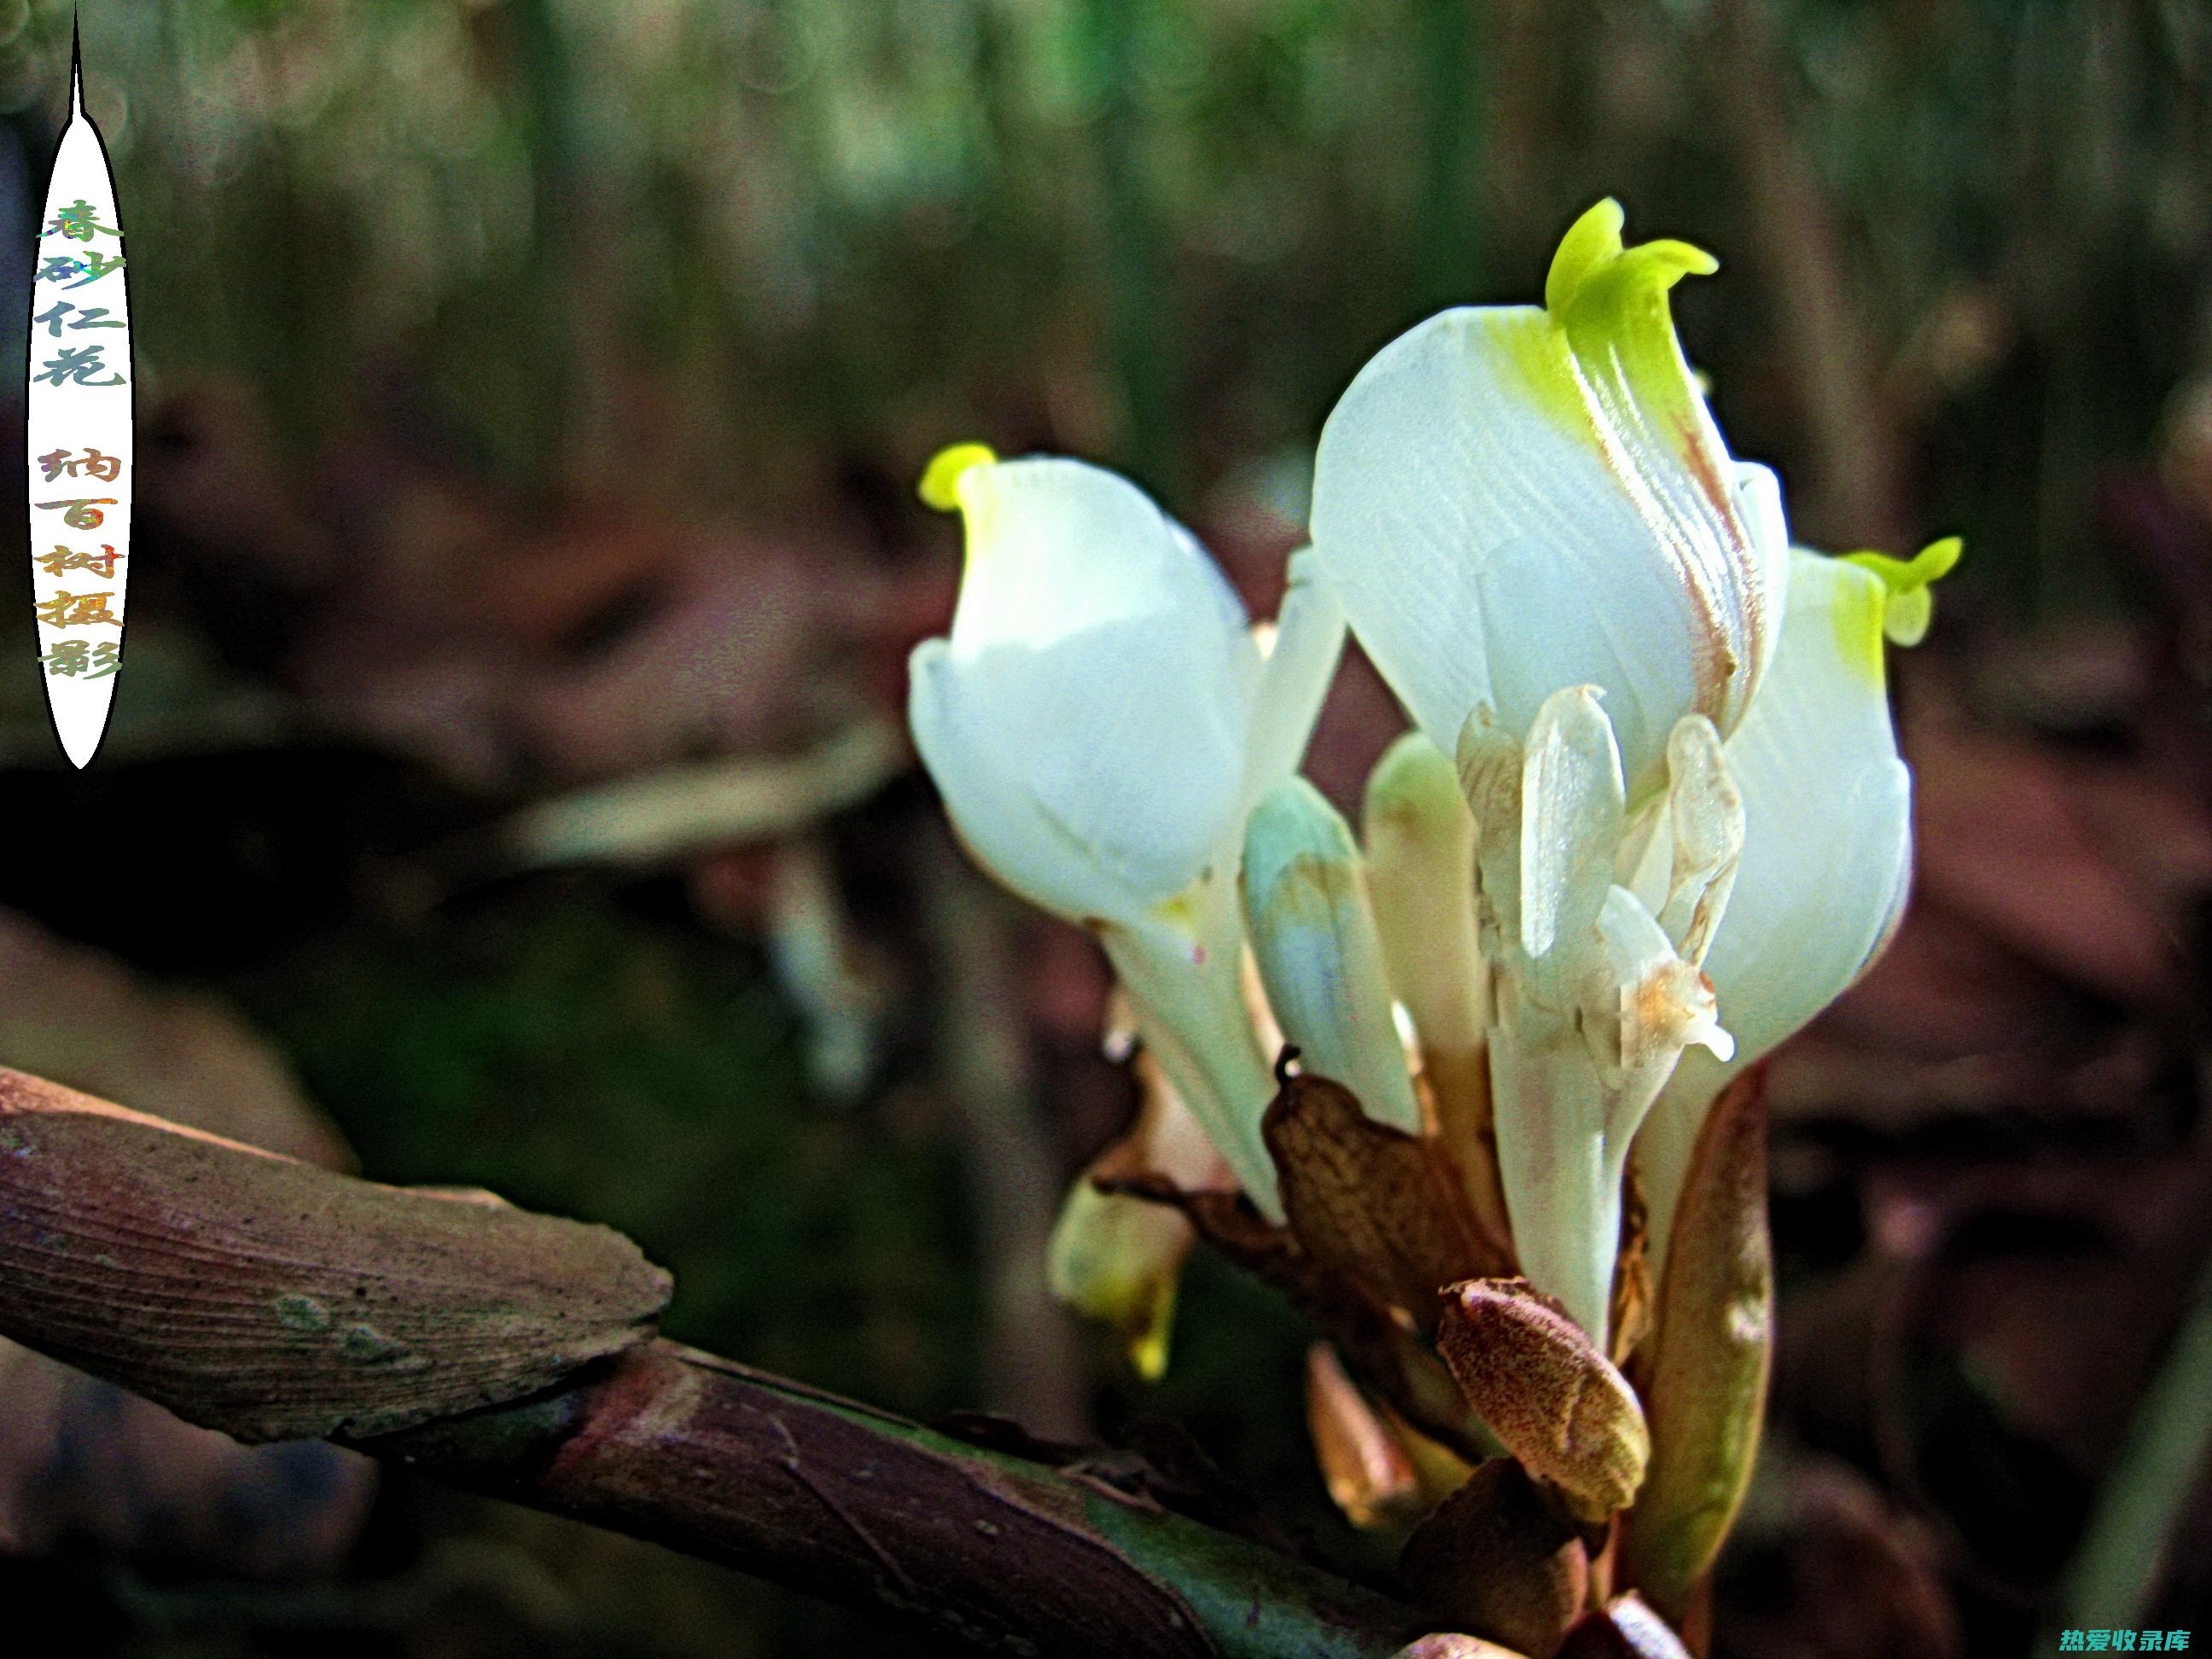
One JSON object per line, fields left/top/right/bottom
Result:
{"left": 28, "top": 44, "right": 131, "bottom": 769}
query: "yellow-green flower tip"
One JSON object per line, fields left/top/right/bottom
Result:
{"left": 918, "top": 442, "right": 998, "bottom": 512}
{"left": 1047, "top": 1179, "right": 1183, "bottom": 1382}
{"left": 1843, "top": 536, "right": 1962, "bottom": 647}
{"left": 1509, "top": 199, "right": 1723, "bottom": 484}
{"left": 1129, "top": 1317, "right": 1172, "bottom": 1383}
{"left": 1544, "top": 197, "right": 1719, "bottom": 321}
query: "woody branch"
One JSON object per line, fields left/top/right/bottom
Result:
{"left": 0, "top": 1067, "right": 1428, "bottom": 1659}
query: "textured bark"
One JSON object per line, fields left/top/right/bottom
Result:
{"left": 370, "top": 1340, "right": 1429, "bottom": 1659}
{"left": 0, "top": 1065, "right": 1431, "bottom": 1659}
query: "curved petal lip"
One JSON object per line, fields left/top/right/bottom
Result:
{"left": 917, "top": 452, "right": 1272, "bottom": 916}
{"left": 909, "top": 638, "right": 1153, "bottom": 925}
{"left": 1691, "top": 552, "right": 1912, "bottom": 1067}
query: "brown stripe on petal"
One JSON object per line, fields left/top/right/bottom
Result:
{"left": 1557, "top": 346, "right": 1768, "bottom": 762}
{"left": 1671, "top": 412, "right": 1765, "bottom": 736}
{"left": 1672, "top": 416, "right": 1743, "bottom": 548}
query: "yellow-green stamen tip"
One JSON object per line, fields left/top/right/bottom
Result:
{"left": 1545, "top": 197, "right": 1718, "bottom": 319}
{"left": 919, "top": 442, "right": 997, "bottom": 512}
{"left": 1843, "top": 536, "right": 1963, "bottom": 647}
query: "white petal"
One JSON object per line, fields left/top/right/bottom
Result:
{"left": 1519, "top": 687, "right": 1627, "bottom": 1002}
{"left": 1638, "top": 548, "right": 1912, "bottom": 1270}
{"left": 1653, "top": 714, "right": 1744, "bottom": 968}
{"left": 1242, "top": 545, "right": 1348, "bottom": 810}
{"left": 1309, "top": 205, "right": 1787, "bottom": 797}
{"left": 1364, "top": 731, "right": 1487, "bottom": 1054}
{"left": 1103, "top": 893, "right": 1283, "bottom": 1219}
{"left": 916, "top": 455, "right": 1263, "bottom": 917}
{"left": 910, "top": 638, "right": 1148, "bottom": 923}
{"left": 1488, "top": 1020, "right": 1615, "bottom": 1342}
{"left": 953, "top": 626, "right": 1249, "bottom": 904}
{"left": 947, "top": 456, "right": 1246, "bottom": 663}
{"left": 1697, "top": 550, "right": 1910, "bottom": 1065}
{"left": 1732, "top": 463, "right": 1789, "bottom": 588}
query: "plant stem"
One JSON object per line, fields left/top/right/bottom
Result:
{"left": 0, "top": 1064, "right": 1429, "bottom": 1659}
{"left": 368, "top": 1339, "right": 1427, "bottom": 1659}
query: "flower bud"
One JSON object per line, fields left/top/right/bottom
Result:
{"left": 1243, "top": 778, "right": 1423, "bottom": 1133}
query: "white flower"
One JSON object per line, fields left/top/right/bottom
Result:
{"left": 1458, "top": 689, "right": 1743, "bottom": 1340}
{"left": 911, "top": 201, "right": 1957, "bottom": 1365}
{"left": 1305, "top": 201, "right": 1951, "bottom": 1340}
{"left": 907, "top": 445, "right": 1346, "bottom": 1213}
{"left": 1432, "top": 538, "right": 1945, "bottom": 1340}
{"left": 1309, "top": 199, "right": 1790, "bottom": 802}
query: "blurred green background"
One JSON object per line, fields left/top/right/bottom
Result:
{"left": 3, "top": 0, "right": 2203, "bottom": 587}
{"left": 0, "top": 2, "right": 2207, "bottom": 1656}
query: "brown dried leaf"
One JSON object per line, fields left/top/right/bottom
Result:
{"left": 1437, "top": 1278, "right": 1650, "bottom": 1520}
{"left": 1400, "top": 1459, "right": 1588, "bottom": 1659}
{"left": 0, "top": 1068, "right": 671, "bottom": 1443}
{"left": 0, "top": 909, "right": 352, "bottom": 1169}
{"left": 1102, "top": 1173, "right": 1492, "bottom": 1463}
{"left": 1265, "top": 1071, "right": 1491, "bottom": 1333}
{"left": 1419, "top": 1046, "right": 1516, "bottom": 1272}
{"left": 1910, "top": 722, "right": 2196, "bottom": 1009}
{"left": 1619, "top": 1074, "right": 1771, "bottom": 1621}
{"left": 1610, "top": 1167, "right": 1652, "bottom": 1372}
{"left": 1717, "top": 1457, "right": 1961, "bottom": 1659}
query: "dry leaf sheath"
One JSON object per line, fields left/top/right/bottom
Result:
{"left": 0, "top": 1067, "right": 669, "bottom": 1441}
{"left": 1619, "top": 1072, "right": 1773, "bottom": 1617}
